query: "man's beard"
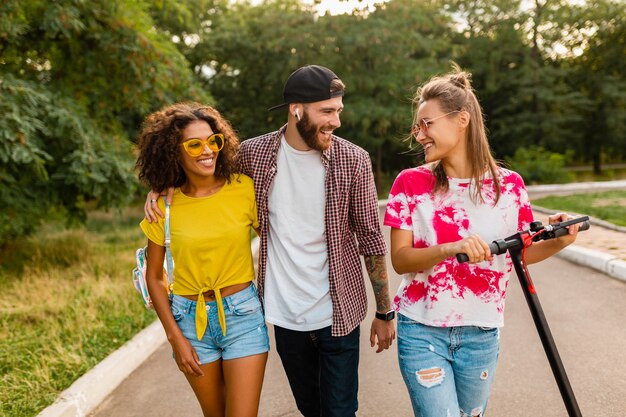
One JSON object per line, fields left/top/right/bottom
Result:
{"left": 295, "top": 110, "right": 331, "bottom": 151}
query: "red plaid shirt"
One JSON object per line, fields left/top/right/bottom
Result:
{"left": 239, "top": 125, "right": 387, "bottom": 336}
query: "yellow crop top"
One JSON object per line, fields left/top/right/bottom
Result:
{"left": 140, "top": 174, "right": 258, "bottom": 340}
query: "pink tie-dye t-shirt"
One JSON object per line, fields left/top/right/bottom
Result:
{"left": 384, "top": 166, "right": 534, "bottom": 328}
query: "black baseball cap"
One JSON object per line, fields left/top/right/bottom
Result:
{"left": 268, "top": 65, "right": 344, "bottom": 111}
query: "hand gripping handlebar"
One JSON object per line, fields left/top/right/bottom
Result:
{"left": 456, "top": 216, "right": 590, "bottom": 263}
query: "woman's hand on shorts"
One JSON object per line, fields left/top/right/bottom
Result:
{"left": 448, "top": 235, "right": 493, "bottom": 264}
{"left": 170, "top": 335, "right": 204, "bottom": 377}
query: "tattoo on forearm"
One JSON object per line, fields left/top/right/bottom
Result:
{"left": 365, "top": 255, "right": 391, "bottom": 312}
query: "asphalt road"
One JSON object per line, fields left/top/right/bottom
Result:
{"left": 92, "top": 216, "right": 626, "bottom": 417}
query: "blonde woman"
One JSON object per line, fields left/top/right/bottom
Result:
{"left": 384, "top": 67, "right": 580, "bottom": 417}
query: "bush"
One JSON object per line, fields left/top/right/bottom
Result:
{"left": 0, "top": 230, "right": 91, "bottom": 276}
{"left": 505, "top": 146, "right": 575, "bottom": 184}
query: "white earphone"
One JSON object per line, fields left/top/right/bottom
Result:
{"left": 294, "top": 109, "right": 301, "bottom": 121}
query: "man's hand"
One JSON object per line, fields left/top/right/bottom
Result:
{"left": 370, "top": 317, "right": 396, "bottom": 353}
{"left": 364, "top": 254, "right": 396, "bottom": 352}
{"left": 144, "top": 188, "right": 174, "bottom": 222}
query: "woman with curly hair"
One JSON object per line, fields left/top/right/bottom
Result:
{"left": 136, "top": 102, "right": 269, "bottom": 417}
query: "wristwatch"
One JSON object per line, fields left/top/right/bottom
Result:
{"left": 375, "top": 310, "right": 396, "bottom": 321}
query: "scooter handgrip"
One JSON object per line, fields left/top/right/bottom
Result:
{"left": 456, "top": 253, "right": 469, "bottom": 263}
{"left": 456, "top": 241, "right": 501, "bottom": 263}
{"left": 553, "top": 220, "right": 590, "bottom": 238}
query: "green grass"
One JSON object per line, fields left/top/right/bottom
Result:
{"left": 0, "top": 203, "right": 155, "bottom": 417}
{"left": 533, "top": 190, "right": 626, "bottom": 227}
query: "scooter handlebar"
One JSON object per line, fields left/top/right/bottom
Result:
{"left": 553, "top": 219, "right": 590, "bottom": 237}
{"left": 455, "top": 219, "right": 590, "bottom": 263}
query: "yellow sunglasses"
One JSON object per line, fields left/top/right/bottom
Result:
{"left": 180, "top": 134, "right": 225, "bottom": 156}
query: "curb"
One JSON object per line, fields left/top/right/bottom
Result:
{"left": 37, "top": 321, "right": 166, "bottom": 417}
{"left": 556, "top": 245, "right": 626, "bottom": 284}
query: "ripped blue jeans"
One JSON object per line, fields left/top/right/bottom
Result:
{"left": 397, "top": 314, "right": 500, "bottom": 417}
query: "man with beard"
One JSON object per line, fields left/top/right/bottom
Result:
{"left": 144, "top": 65, "right": 395, "bottom": 417}
{"left": 239, "top": 65, "right": 395, "bottom": 417}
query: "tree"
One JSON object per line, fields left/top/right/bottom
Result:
{"left": 445, "top": 0, "right": 582, "bottom": 159}
{"left": 188, "top": 0, "right": 322, "bottom": 139}
{"left": 0, "top": 0, "right": 211, "bottom": 244}
{"left": 446, "top": 0, "right": 624, "bottom": 172}
{"left": 319, "top": 0, "right": 456, "bottom": 185}
{"left": 188, "top": 0, "right": 455, "bottom": 187}
{"left": 566, "top": 1, "right": 626, "bottom": 173}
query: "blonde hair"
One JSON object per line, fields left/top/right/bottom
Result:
{"left": 413, "top": 64, "right": 500, "bottom": 204}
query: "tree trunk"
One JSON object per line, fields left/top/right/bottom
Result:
{"left": 593, "top": 151, "right": 602, "bottom": 175}
{"left": 531, "top": 0, "right": 543, "bottom": 145}
{"left": 592, "top": 101, "right": 606, "bottom": 175}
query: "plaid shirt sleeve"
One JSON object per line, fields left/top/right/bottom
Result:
{"left": 323, "top": 138, "right": 388, "bottom": 336}
{"left": 349, "top": 151, "right": 387, "bottom": 256}
{"left": 238, "top": 141, "right": 252, "bottom": 178}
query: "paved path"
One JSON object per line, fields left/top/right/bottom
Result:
{"left": 92, "top": 206, "right": 626, "bottom": 417}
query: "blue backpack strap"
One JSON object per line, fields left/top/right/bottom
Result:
{"left": 163, "top": 197, "right": 174, "bottom": 297}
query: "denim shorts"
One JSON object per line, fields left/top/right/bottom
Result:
{"left": 170, "top": 283, "right": 269, "bottom": 364}
{"left": 397, "top": 314, "right": 500, "bottom": 417}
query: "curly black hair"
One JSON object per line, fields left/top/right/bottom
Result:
{"left": 135, "top": 102, "right": 240, "bottom": 192}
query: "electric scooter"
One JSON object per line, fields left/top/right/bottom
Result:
{"left": 456, "top": 216, "right": 590, "bottom": 417}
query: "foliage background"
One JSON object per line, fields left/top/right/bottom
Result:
{"left": 0, "top": 0, "right": 211, "bottom": 244}
{"left": 1, "top": 0, "right": 625, "bottom": 245}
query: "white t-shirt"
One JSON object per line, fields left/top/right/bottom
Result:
{"left": 384, "top": 166, "right": 534, "bottom": 328}
{"left": 264, "top": 136, "right": 332, "bottom": 331}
